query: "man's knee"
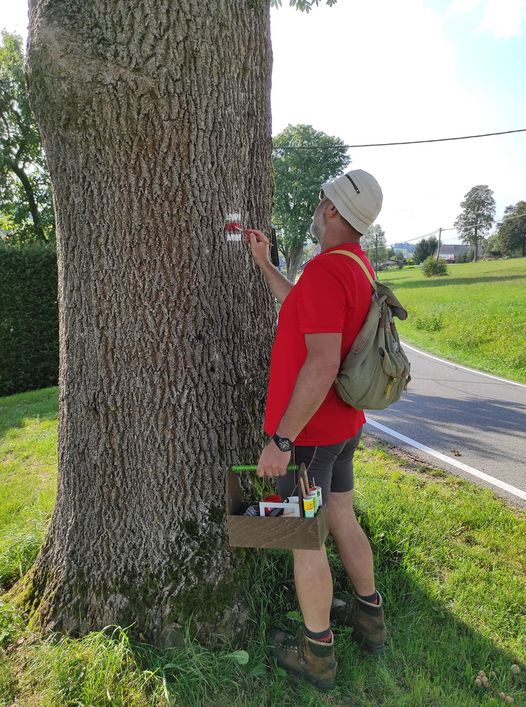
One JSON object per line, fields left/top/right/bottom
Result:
{"left": 328, "top": 490, "right": 358, "bottom": 534}
{"left": 293, "top": 546, "right": 328, "bottom": 564}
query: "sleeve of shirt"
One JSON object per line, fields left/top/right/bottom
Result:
{"left": 297, "top": 258, "right": 348, "bottom": 334}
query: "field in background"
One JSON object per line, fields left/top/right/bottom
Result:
{"left": 1, "top": 388, "right": 525, "bottom": 705}
{"left": 379, "top": 257, "right": 526, "bottom": 383}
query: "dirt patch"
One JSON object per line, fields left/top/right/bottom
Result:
{"left": 361, "top": 431, "right": 461, "bottom": 484}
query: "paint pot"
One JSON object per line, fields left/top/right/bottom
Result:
{"left": 263, "top": 494, "right": 282, "bottom": 516}
{"left": 303, "top": 496, "right": 315, "bottom": 518}
{"left": 308, "top": 491, "right": 318, "bottom": 514}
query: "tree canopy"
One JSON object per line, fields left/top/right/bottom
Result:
{"left": 414, "top": 236, "right": 438, "bottom": 264}
{"left": 361, "top": 224, "right": 387, "bottom": 270}
{"left": 272, "top": 123, "right": 349, "bottom": 280}
{"left": 454, "top": 185, "right": 495, "bottom": 262}
{"left": 271, "top": 0, "right": 338, "bottom": 11}
{"left": 495, "top": 201, "right": 526, "bottom": 257}
{"left": 0, "top": 32, "right": 54, "bottom": 245}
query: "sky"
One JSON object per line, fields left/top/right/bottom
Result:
{"left": 2, "top": 0, "right": 526, "bottom": 245}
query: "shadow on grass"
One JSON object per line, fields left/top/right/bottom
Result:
{"left": 118, "top": 539, "right": 526, "bottom": 706}
{"left": 0, "top": 387, "right": 58, "bottom": 440}
{"left": 327, "top": 528, "right": 525, "bottom": 706}
{"left": 379, "top": 274, "right": 526, "bottom": 290}
{"left": 3, "top": 528, "right": 525, "bottom": 705}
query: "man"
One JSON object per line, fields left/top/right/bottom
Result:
{"left": 243, "top": 169, "right": 386, "bottom": 691}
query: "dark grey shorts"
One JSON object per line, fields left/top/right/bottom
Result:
{"left": 275, "top": 428, "right": 363, "bottom": 504}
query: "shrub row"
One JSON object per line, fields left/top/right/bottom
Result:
{"left": 0, "top": 244, "right": 58, "bottom": 396}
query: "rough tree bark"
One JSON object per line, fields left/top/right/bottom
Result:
{"left": 22, "top": 0, "right": 275, "bottom": 645}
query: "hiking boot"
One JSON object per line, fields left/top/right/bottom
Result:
{"left": 331, "top": 592, "right": 386, "bottom": 655}
{"left": 267, "top": 626, "right": 337, "bottom": 691}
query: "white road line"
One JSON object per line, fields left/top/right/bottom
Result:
{"left": 402, "top": 342, "right": 526, "bottom": 389}
{"left": 366, "top": 418, "right": 526, "bottom": 501}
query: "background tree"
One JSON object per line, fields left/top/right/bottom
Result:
{"left": 414, "top": 236, "right": 438, "bottom": 264}
{"left": 395, "top": 250, "right": 405, "bottom": 268}
{"left": 454, "top": 185, "right": 495, "bottom": 262}
{"left": 0, "top": 32, "right": 54, "bottom": 245}
{"left": 272, "top": 124, "right": 349, "bottom": 281}
{"left": 361, "top": 224, "right": 387, "bottom": 271}
{"left": 272, "top": 0, "right": 338, "bottom": 9}
{"left": 495, "top": 201, "right": 526, "bottom": 257}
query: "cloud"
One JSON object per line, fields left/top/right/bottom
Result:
{"left": 447, "top": 0, "right": 526, "bottom": 37}
{"left": 478, "top": 0, "right": 526, "bottom": 38}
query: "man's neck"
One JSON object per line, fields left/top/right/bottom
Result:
{"left": 320, "top": 232, "right": 361, "bottom": 253}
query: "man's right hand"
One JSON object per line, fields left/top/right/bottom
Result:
{"left": 243, "top": 229, "right": 271, "bottom": 268}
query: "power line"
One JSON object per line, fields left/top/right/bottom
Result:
{"left": 274, "top": 127, "right": 526, "bottom": 150}
{"left": 398, "top": 211, "right": 525, "bottom": 247}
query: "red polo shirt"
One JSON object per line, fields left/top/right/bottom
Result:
{"left": 263, "top": 242, "right": 375, "bottom": 446}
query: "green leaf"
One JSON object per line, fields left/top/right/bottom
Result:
{"left": 286, "top": 610, "right": 303, "bottom": 622}
{"left": 250, "top": 662, "right": 268, "bottom": 677}
{"left": 162, "top": 663, "right": 179, "bottom": 671}
{"left": 224, "top": 649, "right": 250, "bottom": 665}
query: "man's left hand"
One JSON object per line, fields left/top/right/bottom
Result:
{"left": 256, "top": 441, "right": 291, "bottom": 478}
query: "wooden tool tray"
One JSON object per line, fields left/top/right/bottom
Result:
{"left": 225, "top": 467, "right": 329, "bottom": 550}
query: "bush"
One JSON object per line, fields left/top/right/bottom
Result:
{"left": 0, "top": 244, "right": 58, "bottom": 395}
{"left": 415, "top": 314, "right": 443, "bottom": 332}
{"left": 421, "top": 256, "right": 448, "bottom": 277}
{"left": 456, "top": 249, "right": 474, "bottom": 263}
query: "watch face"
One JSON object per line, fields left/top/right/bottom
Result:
{"left": 274, "top": 435, "right": 292, "bottom": 452}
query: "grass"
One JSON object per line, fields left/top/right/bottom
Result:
{"left": 1, "top": 388, "right": 526, "bottom": 705}
{"left": 0, "top": 388, "right": 57, "bottom": 592}
{"left": 379, "top": 257, "right": 526, "bottom": 383}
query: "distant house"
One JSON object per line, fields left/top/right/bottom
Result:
{"left": 435, "top": 244, "right": 484, "bottom": 262}
{"left": 377, "top": 259, "right": 397, "bottom": 270}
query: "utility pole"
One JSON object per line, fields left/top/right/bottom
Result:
{"left": 436, "top": 227, "right": 442, "bottom": 261}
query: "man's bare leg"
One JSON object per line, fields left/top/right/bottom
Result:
{"left": 328, "top": 490, "right": 376, "bottom": 596}
{"left": 293, "top": 547, "right": 333, "bottom": 632}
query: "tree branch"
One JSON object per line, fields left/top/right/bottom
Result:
{"left": 5, "top": 157, "right": 47, "bottom": 243}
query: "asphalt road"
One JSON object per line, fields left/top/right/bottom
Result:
{"left": 365, "top": 342, "right": 526, "bottom": 508}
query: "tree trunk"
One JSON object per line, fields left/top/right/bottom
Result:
{"left": 286, "top": 242, "right": 304, "bottom": 282}
{"left": 23, "top": 0, "right": 274, "bottom": 646}
{"left": 7, "top": 158, "right": 47, "bottom": 243}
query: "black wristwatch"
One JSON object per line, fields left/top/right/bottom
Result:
{"left": 272, "top": 433, "right": 294, "bottom": 453}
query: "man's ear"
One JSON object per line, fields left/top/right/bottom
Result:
{"left": 324, "top": 200, "right": 340, "bottom": 220}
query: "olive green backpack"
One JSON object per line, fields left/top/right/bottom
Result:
{"left": 329, "top": 250, "right": 411, "bottom": 411}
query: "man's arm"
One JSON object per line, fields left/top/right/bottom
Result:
{"left": 243, "top": 229, "right": 293, "bottom": 304}
{"left": 276, "top": 332, "right": 342, "bottom": 441}
{"left": 257, "top": 332, "right": 342, "bottom": 477}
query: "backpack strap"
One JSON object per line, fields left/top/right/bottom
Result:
{"left": 329, "top": 249, "right": 378, "bottom": 293}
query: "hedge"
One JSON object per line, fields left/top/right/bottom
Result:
{"left": 0, "top": 244, "right": 58, "bottom": 396}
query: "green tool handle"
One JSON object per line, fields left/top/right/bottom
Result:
{"left": 231, "top": 464, "right": 299, "bottom": 472}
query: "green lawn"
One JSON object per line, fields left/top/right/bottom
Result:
{"left": 1, "top": 388, "right": 526, "bottom": 706}
{"left": 379, "top": 257, "right": 526, "bottom": 383}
